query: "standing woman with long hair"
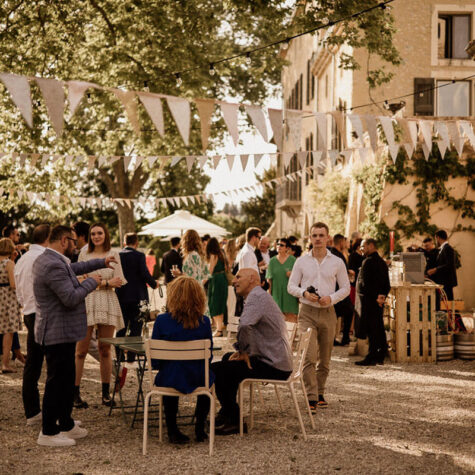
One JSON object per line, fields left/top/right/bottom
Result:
{"left": 74, "top": 223, "right": 126, "bottom": 407}
{"left": 206, "top": 238, "right": 228, "bottom": 337}
{"left": 171, "top": 229, "right": 210, "bottom": 286}
{"left": 223, "top": 239, "right": 238, "bottom": 321}
{"left": 0, "top": 238, "right": 22, "bottom": 373}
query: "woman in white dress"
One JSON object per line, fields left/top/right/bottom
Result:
{"left": 73, "top": 223, "right": 126, "bottom": 407}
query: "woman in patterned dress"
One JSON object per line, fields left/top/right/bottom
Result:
{"left": 0, "top": 238, "right": 22, "bottom": 373}
{"left": 74, "top": 223, "right": 126, "bottom": 407}
{"left": 171, "top": 229, "right": 210, "bottom": 287}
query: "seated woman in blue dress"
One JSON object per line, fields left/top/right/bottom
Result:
{"left": 152, "top": 275, "right": 214, "bottom": 444}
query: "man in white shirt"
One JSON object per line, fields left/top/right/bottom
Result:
{"left": 237, "top": 227, "right": 261, "bottom": 272}
{"left": 14, "top": 224, "right": 50, "bottom": 425}
{"left": 288, "top": 222, "right": 350, "bottom": 411}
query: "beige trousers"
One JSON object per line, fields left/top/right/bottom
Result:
{"left": 299, "top": 304, "right": 337, "bottom": 400}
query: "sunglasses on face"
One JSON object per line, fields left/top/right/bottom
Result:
{"left": 277, "top": 243, "right": 287, "bottom": 247}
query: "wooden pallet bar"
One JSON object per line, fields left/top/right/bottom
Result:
{"left": 388, "top": 282, "right": 440, "bottom": 363}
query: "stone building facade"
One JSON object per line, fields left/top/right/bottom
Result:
{"left": 276, "top": 0, "right": 475, "bottom": 307}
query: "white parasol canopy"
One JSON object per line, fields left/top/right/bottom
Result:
{"left": 140, "top": 209, "right": 229, "bottom": 237}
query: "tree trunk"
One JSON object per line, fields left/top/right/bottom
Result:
{"left": 116, "top": 202, "right": 136, "bottom": 244}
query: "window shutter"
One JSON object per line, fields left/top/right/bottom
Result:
{"left": 414, "top": 78, "right": 435, "bottom": 116}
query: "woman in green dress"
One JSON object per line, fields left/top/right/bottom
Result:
{"left": 206, "top": 238, "right": 228, "bottom": 337}
{"left": 266, "top": 237, "right": 299, "bottom": 322}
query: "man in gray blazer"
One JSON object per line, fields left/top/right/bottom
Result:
{"left": 33, "top": 225, "right": 117, "bottom": 447}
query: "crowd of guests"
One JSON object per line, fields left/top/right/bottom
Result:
{"left": 0, "top": 219, "right": 460, "bottom": 448}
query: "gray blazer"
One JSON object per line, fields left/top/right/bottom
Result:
{"left": 33, "top": 248, "right": 106, "bottom": 346}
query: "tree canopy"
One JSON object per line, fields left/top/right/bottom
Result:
{"left": 0, "top": 1, "right": 400, "bottom": 240}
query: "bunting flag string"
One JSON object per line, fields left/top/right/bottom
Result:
{"left": 1, "top": 71, "right": 474, "bottom": 162}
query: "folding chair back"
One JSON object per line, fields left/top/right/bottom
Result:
{"left": 286, "top": 321, "right": 297, "bottom": 347}
{"left": 292, "top": 328, "right": 313, "bottom": 380}
{"left": 143, "top": 338, "right": 215, "bottom": 455}
{"left": 144, "top": 339, "right": 211, "bottom": 392}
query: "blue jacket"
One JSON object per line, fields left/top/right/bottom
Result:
{"left": 115, "top": 247, "right": 157, "bottom": 304}
{"left": 33, "top": 249, "right": 105, "bottom": 345}
{"left": 151, "top": 312, "right": 214, "bottom": 394}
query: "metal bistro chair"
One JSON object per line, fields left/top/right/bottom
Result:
{"left": 238, "top": 328, "right": 315, "bottom": 440}
{"left": 143, "top": 339, "right": 216, "bottom": 456}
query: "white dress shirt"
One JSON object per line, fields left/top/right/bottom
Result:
{"left": 287, "top": 249, "right": 350, "bottom": 308}
{"left": 14, "top": 244, "right": 47, "bottom": 315}
{"left": 261, "top": 251, "right": 270, "bottom": 266}
{"left": 237, "top": 242, "right": 259, "bottom": 272}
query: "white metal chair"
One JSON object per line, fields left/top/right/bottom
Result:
{"left": 238, "top": 328, "right": 315, "bottom": 440}
{"left": 286, "top": 320, "right": 297, "bottom": 349}
{"left": 226, "top": 315, "right": 240, "bottom": 342}
{"left": 142, "top": 339, "right": 216, "bottom": 455}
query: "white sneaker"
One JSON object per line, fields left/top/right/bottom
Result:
{"left": 60, "top": 422, "right": 88, "bottom": 439}
{"left": 37, "top": 431, "right": 76, "bottom": 447}
{"left": 26, "top": 412, "right": 42, "bottom": 426}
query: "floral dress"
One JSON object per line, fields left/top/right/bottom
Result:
{"left": 182, "top": 251, "right": 210, "bottom": 286}
{"left": 79, "top": 249, "right": 126, "bottom": 330}
{"left": 0, "top": 259, "right": 22, "bottom": 333}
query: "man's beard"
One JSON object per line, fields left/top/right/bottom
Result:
{"left": 64, "top": 246, "right": 75, "bottom": 259}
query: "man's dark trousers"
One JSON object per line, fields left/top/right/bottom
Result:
{"left": 42, "top": 342, "right": 76, "bottom": 435}
{"left": 211, "top": 353, "right": 291, "bottom": 423}
{"left": 22, "top": 313, "right": 45, "bottom": 419}
{"left": 116, "top": 301, "right": 142, "bottom": 362}
{"left": 362, "top": 299, "right": 387, "bottom": 360}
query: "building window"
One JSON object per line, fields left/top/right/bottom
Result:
{"left": 437, "top": 80, "right": 471, "bottom": 116}
{"left": 299, "top": 74, "right": 303, "bottom": 109}
{"left": 306, "top": 60, "right": 311, "bottom": 105}
{"left": 325, "top": 74, "right": 328, "bottom": 98}
{"left": 438, "top": 14, "right": 471, "bottom": 59}
{"left": 311, "top": 75, "right": 315, "bottom": 100}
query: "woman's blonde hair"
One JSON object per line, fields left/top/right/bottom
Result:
{"left": 0, "top": 238, "right": 15, "bottom": 256}
{"left": 166, "top": 275, "right": 206, "bottom": 329}
{"left": 181, "top": 229, "right": 203, "bottom": 259}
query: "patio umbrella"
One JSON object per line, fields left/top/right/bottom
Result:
{"left": 139, "top": 209, "right": 229, "bottom": 237}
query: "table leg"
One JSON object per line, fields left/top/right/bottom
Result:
{"left": 110, "top": 348, "right": 128, "bottom": 425}
{"left": 131, "top": 354, "right": 146, "bottom": 428}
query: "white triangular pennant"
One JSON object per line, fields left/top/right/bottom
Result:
{"left": 407, "top": 121, "right": 418, "bottom": 147}
{"left": 36, "top": 78, "right": 65, "bottom": 136}
{"left": 138, "top": 92, "right": 165, "bottom": 136}
{"left": 454, "top": 137, "right": 465, "bottom": 158}
{"left": 0, "top": 73, "right": 33, "bottom": 127}
{"left": 165, "top": 96, "right": 190, "bottom": 146}
{"left": 418, "top": 120, "right": 433, "bottom": 150}
{"left": 364, "top": 115, "right": 379, "bottom": 151}
{"left": 379, "top": 116, "right": 397, "bottom": 149}
{"left": 459, "top": 121, "right": 475, "bottom": 149}
{"left": 134, "top": 156, "right": 145, "bottom": 171}
{"left": 195, "top": 99, "right": 215, "bottom": 151}
{"left": 112, "top": 89, "right": 140, "bottom": 134}
{"left": 328, "top": 150, "right": 339, "bottom": 167}
{"left": 297, "top": 151, "right": 307, "bottom": 168}
{"left": 170, "top": 155, "right": 183, "bottom": 167}
{"left": 245, "top": 105, "right": 269, "bottom": 142}
{"left": 67, "top": 80, "right": 97, "bottom": 117}
{"left": 287, "top": 110, "right": 303, "bottom": 150}
{"left": 226, "top": 154, "right": 235, "bottom": 171}
{"left": 348, "top": 115, "right": 364, "bottom": 144}
{"left": 341, "top": 149, "right": 353, "bottom": 163}
{"left": 147, "top": 156, "right": 158, "bottom": 168}
{"left": 185, "top": 155, "right": 195, "bottom": 172}
{"left": 212, "top": 155, "right": 221, "bottom": 169}
{"left": 240, "top": 154, "right": 249, "bottom": 171}
{"left": 436, "top": 140, "right": 448, "bottom": 159}
{"left": 197, "top": 155, "right": 207, "bottom": 169}
{"left": 220, "top": 102, "right": 240, "bottom": 146}
{"left": 330, "top": 111, "right": 347, "bottom": 148}
{"left": 254, "top": 153, "right": 263, "bottom": 168}
{"left": 435, "top": 121, "right": 450, "bottom": 154}
{"left": 404, "top": 143, "right": 414, "bottom": 158}
{"left": 315, "top": 112, "right": 328, "bottom": 151}
{"left": 283, "top": 152, "right": 293, "bottom": 168}
{"left": 268, "top": 108, "right": 283, "bottom": 151}
{"left": 312, "top": 151, "right": 322, "bottom": 165}
{"left": 422, "top": 143, "right": 431, "bottom": 161}
{"left": 388, "top": 144, "right": 400, "bottom": 163}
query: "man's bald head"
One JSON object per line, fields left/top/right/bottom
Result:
{"left": 233, "top": 268, "right": 260, "bottom": 298}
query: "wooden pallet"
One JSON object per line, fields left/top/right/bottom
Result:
{"left": 388, "top": 283, "right": 439, "bottom": 363}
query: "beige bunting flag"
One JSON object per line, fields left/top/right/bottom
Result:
{"left": 165, "top": 96, "right": 191, "bottom": 146}
{"left": 0, "top": 73, "right": 33, "bottom": 127}
{"left": 220, "top": 102, "right": 240, "bottom": 146}
{"left": 226, "top": 154, "right": 235, "bottom": 171}
{"left": 287, "top": 110, "right": 303, "bottom": 151}
{"left": 112, "top": 89, "right": 140, "bottom": 134}
{"left": 315, "top": 112, "right": 328, "bottom": 151}
{"left": 268, "top": 108, "right": 283, "bottom": 151}
{"left": 364, "top": 115, "right": 379, "bottom": 152}
{"left": 330, "top": 111, "right": 347, "bottom": 149}
{"left": 138, "top": 92, "right": 165, "bottom": 137}
{"left": 212, "top": 155, "right": 221, "bottom": 169}
{"left": 36, "top": 78, "right": 65, "bottom": 136}
{"left": 185, "top": 156, "right": 195, "bottom": 172}
{"left": 195, "top": 99, "right": 215, "bottom": 151}
{"left": 245, "top": 105, "right": 269, "bottom": 143}
{"left": 254, "top": 153, "right": 263, "bottom": 168}
{"left": 67, "top": 81, "right": 97, "bottom": 117}
{"left": 240, "top": 154, "right": 249, "bottom": 171}
{"left": 348, "top": 115, "right": 364, "bottom": 145}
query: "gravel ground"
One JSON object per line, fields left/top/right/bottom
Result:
{"left": 1, "top": 332, "right": 474, "bottom": 475}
